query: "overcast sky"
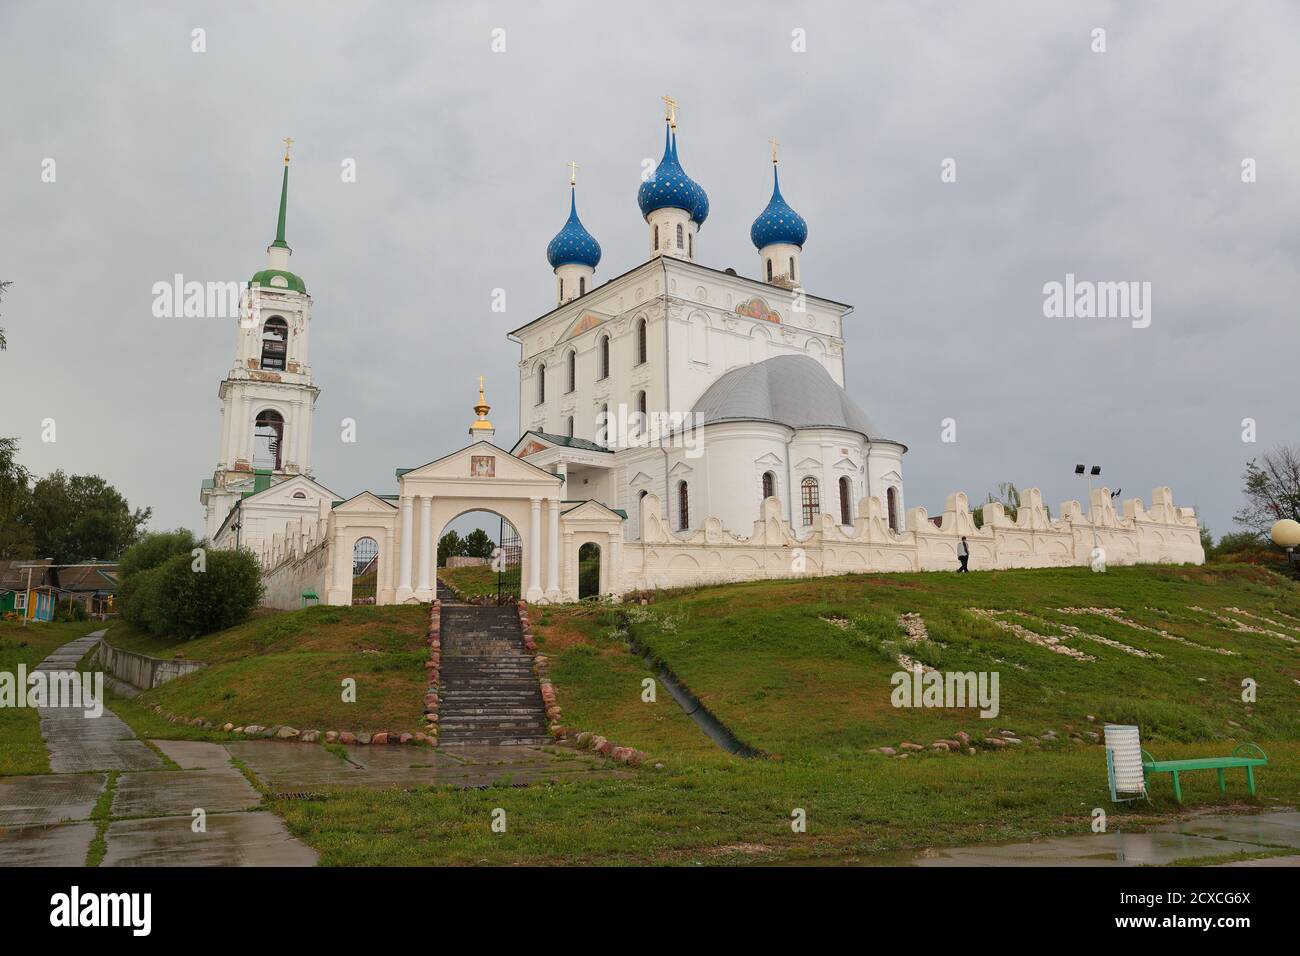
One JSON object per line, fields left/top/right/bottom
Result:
{"left": 1, "top": 0, "right": 1297, "bottom": 543}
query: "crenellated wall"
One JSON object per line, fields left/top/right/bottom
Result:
{"left": 621, "top": 485, "right": 1203, "bottom": 593}
{"left": 262, "top": 535, "right": 331, "bottom": 609}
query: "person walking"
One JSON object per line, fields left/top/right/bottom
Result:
{"left": 957, "top": 536, "right": 970, "bottom": 573}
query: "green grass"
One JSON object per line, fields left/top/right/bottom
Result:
{"left": 437, "top": 565, "right": 499, "bottom": 601}
{"left": 100, "top": 603, "right": 430, "bottom": 735}
{"left": 269, "top": 563, "right": 1300, "bottom": 865}
{"left": 0, "top": 619, "right": 103, "bottom": 775}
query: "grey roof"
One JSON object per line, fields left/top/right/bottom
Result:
{"left": 691, "top": 355, "right": 892, "bottom": 441}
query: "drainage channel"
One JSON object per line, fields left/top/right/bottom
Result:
{"left": 624, "top": 629, "right": 761, "bottom": 758}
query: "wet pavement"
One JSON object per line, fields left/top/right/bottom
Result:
{"left": 912, "top": 811, "right": 1300, "bottom": 866}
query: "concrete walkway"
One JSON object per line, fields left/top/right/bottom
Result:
{"left": 1, "top": 632, "right": 620, "bottom": 867}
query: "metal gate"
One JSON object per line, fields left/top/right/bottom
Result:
{"left": 495, "top": 516, "right": 522, "bottom": 605}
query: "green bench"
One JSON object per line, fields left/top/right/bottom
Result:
{"left": 1142, "top": 744, "right": 1268, "bottom": 803}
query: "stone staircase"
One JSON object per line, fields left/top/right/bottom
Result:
{"left": 437, "top": 586, "right": 550, "bottom": 746}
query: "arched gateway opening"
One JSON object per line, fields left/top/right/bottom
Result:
{"left": 578, "top": 542, "right": 601, "bottom": 599}
{"left": 351, "top": 536, "right": 379, "bottom": 605}
{"left": 435, "top": 509, "right": 522, "bottom": 605}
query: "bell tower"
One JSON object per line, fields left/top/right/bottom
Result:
{"left": 201, "top": 140, "right": 320, "bottom": 542}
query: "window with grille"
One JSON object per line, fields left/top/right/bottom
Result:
{"left": 839, "top": 477, "right": 852, "bottom": 525}
{"left": 801, "top": 477, "right": 819, "bottom": 526}
{"left": 677, "top": 481, "right": 690, "bottom": 530}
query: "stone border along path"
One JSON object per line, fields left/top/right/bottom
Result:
{"left": 2, "top": 629, "right": 628, "bottom": 867}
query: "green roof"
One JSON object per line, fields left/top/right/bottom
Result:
{"left": 531, "top": 431, "right": 610, "bottom": 453}
{"left": 250, "top": 269, "right": 306, "bottom": 293}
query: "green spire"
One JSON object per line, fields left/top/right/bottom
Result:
{"left": 269, "top": 160, "right": 290, "bottom": 251}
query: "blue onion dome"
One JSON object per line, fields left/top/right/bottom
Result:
{"left": 546, "top": 187, "right": 601, "bottom": 269}
{"left": 750, "top": 164, "right": 808, "bottom": 249}
{"left": 637, "top": 124, "right": 709, "bottom": 226}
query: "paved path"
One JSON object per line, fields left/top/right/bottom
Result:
{"left": 1, "top": 631, "right": 620, "bottom": 867}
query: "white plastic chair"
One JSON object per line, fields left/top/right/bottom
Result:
{"left": 1104, "top": 723, "right": 1147, "bottom": 802}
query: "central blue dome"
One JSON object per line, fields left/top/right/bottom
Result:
{"left": 637, "top": 125, "right": 709, "bottom": 226}
{"left": 750, "top": 165, "right": 807, "bottom": 249}
{"left": 547, "top": 187, "right": 601, "bottom": 269}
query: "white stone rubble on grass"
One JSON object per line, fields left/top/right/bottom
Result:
{"left": 967, "top": 607, "right": 1096, "bottom": 662}
{"left": 1057, "top": 606, "right": 1235, "bottom": 655}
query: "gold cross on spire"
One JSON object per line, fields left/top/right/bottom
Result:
{"left": 662, "top": 94, "right": 677, "bottom": 126}
{"left": 283, "top": 136, "right": 294, "bottom": 165}
{"left": 769, "top": 137, "right": 780, "bottom": 164}
{"left": 567, "top": 161, "right": 579, "bottom": 186}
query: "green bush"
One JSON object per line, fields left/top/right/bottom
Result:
{"left": 118, "top": 529, "right": 198, "bottom": 578}
{"left": 120, "top": 546, "right": 262, "bottom": 640}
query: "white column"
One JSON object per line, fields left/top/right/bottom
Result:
{"left": 397, "top": 496, "right": 414, "bottom": 601}
{"left": 417, "top": 496, "right": 433, "bottom": 598}
{"left": 526, "top": 497, "right": 543, "bottom": 602}
{"left": 545, "top": 498, "right": 561, "bottom": 601}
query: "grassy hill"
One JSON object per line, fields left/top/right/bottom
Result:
{"left": 102, "top": 604, "right": 429, "bottom": 736}
{"left": 269, "top": 562, "right": 1300, "bottom": 865}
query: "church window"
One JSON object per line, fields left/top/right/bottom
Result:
{"left": 887, "top": 486, "right": 900, "bottom": 532}
{"left": 762, "top": 471, "right": 776, "bottom": 500}
{"left": 766, "top": 259, "right": 773, "bottom": 282}
{"left": 789, "top": 257, "right": 796, "bottom": 281}
{"left": 559, "top": 277, "right": 564, "bottom": 300}
{"left": 676, "top": 223, "right": 683, "bottom": 249}
{"left": 800, "top": 477, "right": 819, "bottom": 526}
{"left": 260, "top": 317, "right": 288, "bottom": 371}
{"left": 535, "top": 362, "right": 546, "bottom": 404}
{"left": 635, "top": 390, "right": 647, "bottom": 438}
{"left": 688, "top": 233, "right": 693, "bottom": 258}
{"left": 635, "top": 318, "right": 647, "bottom": 365}
{"left": 579, "top": 276, "right": 586, "bottom": 296}
{"left": 598, "top": 335, "right": 610, "bottom": 379}
{"left": 654, "top": 225, "right": 659, "bottom": 250}
{"left": 677, "top": 481, "right": 690, "bottom": 531}
{"left": 839, "top": 477, "right": 852, "bottom": 525}
{"left": 566, "top": 415, "right": 575, "bottom": 438}
{"left": 292, "top": 491, "right": 307, "bottom": 499}
{"left": 566, "top": 350, "right": 576, "bottom": 393}
{"left": 253, "top": 409, "right": 285, "bottom": 470}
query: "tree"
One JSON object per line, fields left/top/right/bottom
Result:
{"left": 463, "top": 528, "right": 494, "bottom": 559}
{"left": 0, "top": 278, "right": 10, "bottom": 350}
{"left": 118, "top": 529, "right": 198, "bottom": 579}
{"left": 0, "top": 437, "right": 33, "bottom": 558}
{"left": 25, "top": 470, "right": 152, "bottom": 563}
{"left": 1234, "top": 444, "right": 1300, "bottom": 536}
{"left": 437, "top": 530, "right": 464, "bottom": 567}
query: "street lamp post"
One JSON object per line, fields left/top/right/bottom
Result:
{"left": 1074, "top": 464, "right": 1103, "bottom": 553}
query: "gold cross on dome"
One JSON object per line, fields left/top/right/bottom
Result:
{"left": 769, "top": 137, "right": 780, "bottom": 164}
{"left": 283, "top": 136, "right": 294, "bottom": 164}
{"left": 662, "top": 94, "right": 677, "bottom": 124}
{"left": 567, "top": 161, "right": 579, "bottom": 186}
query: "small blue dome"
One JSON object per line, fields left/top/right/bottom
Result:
{"left": 637, "top": 125, "right": 709, "bottom": 226}
{"left": 546, "top": 187, "right": 601, "bottom": 269}
{"left": 750, "top": 165, "right": 807, "bottom": 249}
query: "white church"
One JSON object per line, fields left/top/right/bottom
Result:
{"left": 201, "top": 106, "right": 1205, "bottom": 608}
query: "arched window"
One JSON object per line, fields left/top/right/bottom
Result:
{"left": 635, "top": 390, "right": 647, "bottom": 439}
{"left": 887, "top": 486, "right": 900, "bottom": 532}
{"left": 688, "top": 233, "right": 693, "bottom": 258}
{"left": 635, "top": 318, "right": 647, "bottom": 365}
{"left": 260, "top": 316, "right": 288, "bottom": 371}
{"left": 654, "top": 225, "right": 659, "bottom": 250}
{"left": 535, "top": 362, "right": 546, "bottom": 404}
{"left": 566, "top": 415, "right": 575, "bottom": 438}
{"left": 253, "top": 409, "right": 285, "bottom": 470}
{"left": 766, "top": 259, "right": 773, "bottom": 282}
{"left": 566, "top": 350, "right": 576, "bottom": 393}
{"left": 800, "top": 477, "right": 819, "bottom": 526}
{"left": 579, "top": 276, "right": 586, "bottom": 296}
{"left": 676, "top": 223, "right": 684, "bottom": 249}
{"left": 789, "top": 257, "right": 796, "bottom": 281}
{"left": 677, "top": 480, "right": 690, "bottom": 531}
{"left": 598, "top": 334, "right": 610, "bottom": 379}
{"left": 839, "top": 477, "right": 852, "bottom": 525}
{"left": 292, "top": 491, "right": 307, "bottom": 499}
{"left": 558, "top": 277, "right": 564, "bottom": 301}
{"left": 762, "top": 471, "right": 776, "bottom": 500}
{"left": 352, "top": 536, "right": 379, "bottom": 605}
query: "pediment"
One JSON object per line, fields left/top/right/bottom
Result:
{"left": 562, "top": 309, "right": 612, "bottom": 341}
{"left": 668, "top": 461, "right": 695, "bottom": 477}
{"left": 794, "top": 457, "right": 822, "bottom": 471}
{"left": 832, "top": 457, "right": 856, "bottom": 472}
{"left": 561, "top": 499, "right": 625, "bottom": 523}
{"left": 241, "top": 474, "right": 338, "bottom": 506}
{"left": 629, "top": 471, "right": 654, "bottom": 487}
{"left": 753, "top": 452, "right": 782, "bottom": 467}
{"left": 333, "top": 490, "right": 398, "bottom": 513}
{"left": 401, "top": 441, "right": 561, "bottom": 485}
